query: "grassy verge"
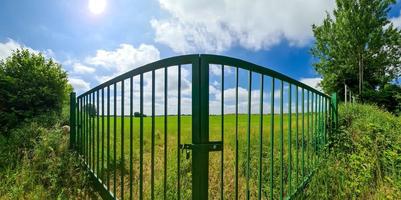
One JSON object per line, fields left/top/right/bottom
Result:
{"left": 301, "top": 103, "right": 401, "bottom": 199}
{"left": 0, "top": 113, "right": 95, "bottom": 199}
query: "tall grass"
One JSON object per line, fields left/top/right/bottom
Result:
{"left": 80, "top": 112, "right": 326, "bottom": 199}
{"left": 0, "top": 113, "right": 95, "bottom": 199}
{"left": 301, "top": 104, "right": 401, "bottom": 199}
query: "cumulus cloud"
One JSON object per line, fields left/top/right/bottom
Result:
{"left": 151, "top": 0, "right": 335, "bottom": 53}
{"left": 72, "top": 63, "right": 96, "bottom": 74}
{"left": 299, "top": 77, "right": 322, "bottom": 91}
{"left": 0, "top": 38, "right": 55, "bottom": 60}
{"left": 68, "top": 77, "right": 91, "bottom": 91}
{"left": 0, "top": 39, "right": 38, "bottom": 61}
{"left": 85, "top": 43, "right": 160, "bottom": 74}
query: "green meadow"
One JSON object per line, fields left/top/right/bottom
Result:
{"left": 78, "top": 113, "right": 325, "bottom": 199}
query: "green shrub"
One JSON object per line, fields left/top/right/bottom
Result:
{"left": 302, "top": 103, "right": 401, "bottom": 199}
{"left": 0, "top": 49, "right": 69, "bottom": 133}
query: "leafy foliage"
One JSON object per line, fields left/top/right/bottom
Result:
{"left": 311, "top": 0, "right": 401, "bottom": 104}
{"left": 302, "top": 104, "right": 401, "bottom": 199}
{"left": 0, "top": 49, "right": 69, "bottom": 133}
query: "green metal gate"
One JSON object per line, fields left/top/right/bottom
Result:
{"left": 69, "top": 54, "right": 338, "bottom": 200}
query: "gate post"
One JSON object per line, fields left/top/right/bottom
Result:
{"left": 69, "top": 92, "right": 76, "bottom": 149}
{"left": 192, "top": 55, "right": 209, "bottom": 200}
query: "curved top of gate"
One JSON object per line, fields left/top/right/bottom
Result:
{"left": 78, "top": 54, "right": 328, "bottom": 98}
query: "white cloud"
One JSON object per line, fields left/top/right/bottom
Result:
{"left": 85, "top": 43, "right": 160, "bottom": 74}
{"left": 151, "top": 0, "right": 335, "bottom": 53}
{"left": 390, "top": 10, "right": 401, "bottom": 29}
{"left": 299, "top": 77, "right": 322, "bottom": 91}
{"left": 72, "top": 63, "right": 96, "bottom": 74}
{"left": 0, "top": 39, "right": 38, "bottom": 60}
{"left": 68, "top": 77, "right": 91, "bottom": 91}
{"left": 0, "top": 38, "right": 56, "bottom": 61}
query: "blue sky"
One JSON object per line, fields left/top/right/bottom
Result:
{"left": 1, "top": 0, "right": 401, "bottom": 114}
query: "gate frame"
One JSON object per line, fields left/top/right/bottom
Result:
{"left": 69, "top": 54, "right": 338, "bottom": 200}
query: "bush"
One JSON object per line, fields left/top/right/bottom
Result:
{"left": 0, "top": 49, "right": 69, "bottom": 133}
{"left": 302, "top": 104, "right": 401, "bottom": 199}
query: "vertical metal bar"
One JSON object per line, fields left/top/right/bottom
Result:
{"left": 331, "top": 93, "right": 338, "bottom": 130}
{"left": 114, "top": 83, "right": 117, "bottom": 197}
{"left": 316, "top": 94, "right": 321, "bottom": 152}
{"left": 310, "top": 92, "right": 313, "bottom": 168}
{"left": 86, "top": 95, "right": 89, "bottom": 164}
{"left": 121, "top": 80, "right": 125, "bottom": 200}
{"left": 177, "top": 65, "right": 181, "bottom": 200}
{"left": 82, "top": 97, "right": 84, "bottom": 154}
{"left": 102, "top": 88, "right": 105, "bottom": 180}
{"left": 192, "top": 55, "right": 209, "bottom": 200}
{"left": 80, "top": 98, "right": 83, "bottom": 154}
{"left": 107, "top": 86, "right": 110, "bottom": 189}
{"left": 314, "top": 93, "right": 317, "bottom": 162}
{"left": 288, "top": 84, "right": 292, "bottom": 195}
{"left": 246, "top": 71, "right": 252, "bottom": 200}
{"left": 310, "top": 93, "right": 314, "bottom": 168}
{"left": 295, "top": 86, "right": 299, "bottom": 186}
{"left": 89, "top": 94, "right": 92, "bottom": 168}
{"left": 164, "top": 67, "right": 168, "bottom": 200}
{"left": 258, "top": 75, "right": 264, "bottom": 200}
{"left": 319, "top": 95, "right": 322, "bottom": 150}
{"left": 301, "top": 88, "right": 305, "bottom": 179}
{"left": 220, "top": 65, "right": 224, "bottom": 200}
{"left": 324, "top": 97, "right": 327, "bottom": 146}
{"left": 106, "top": 85, "right": 110, "bottom": 190}
{"left": 70, "top": 92, "right": 76, "bottom": 149}
{"left": 280, "top": 80, "right": 284, "bottom": 200}
{"left": 270, "top": 78, "right": 275, "bottom": 200}
{"left": 235, "top": 67, "right": 239, "bottom": 200}
{"left": 306, "top": 91, "right": 310, "bottom": 175}
{"left": 129, "top": 77, "right": 133, "bottom": 200}
{"left": 93, "top": 92, "right": 96, "bottom": 170}
{"left": 139, "top": 74, "right": 144, "bottom": 200}
{"left": 151, "top": 70, "right": 155, "bottom": 200}
{"left": 97, "top": 90, "right": 100, "bottom": 175}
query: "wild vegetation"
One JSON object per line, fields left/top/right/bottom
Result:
{"left": 0, "top": 50, "right": 94, "bottom": 199}
{"left": 302, "top": 103, "right": 401, "bottom": 199}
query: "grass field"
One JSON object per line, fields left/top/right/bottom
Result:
{"left": 77, "top": 113, "right": 326, "bottom": 199}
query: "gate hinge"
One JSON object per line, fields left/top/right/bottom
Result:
{"left": 179, "top": 141, "right": 223, "bottom": 152}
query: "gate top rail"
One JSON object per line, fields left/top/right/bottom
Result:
{"left": 78, "top": 54, "right": 328, "bottom": 98}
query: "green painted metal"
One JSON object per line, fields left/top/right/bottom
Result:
{"left": 220, "top": 65, "right": 225, "bottom": 200}
{"left": 69, "top": 92, "right": 76, "bottom": 149}
{"left": 288, "top": 84, "right": 292, "bottom": 195}
{"left": 257, "top": 75, "right": 263, "bottom": 200}
{"left": 70, "top": 54, "right": 337, "bottom": 200}
{"left": 280, "top": 80, "right": 284, "bottom": 200}
{"left": 246, "top": 71, "right": 251, "bottom": 200}
{"left": 235, "top": 66, "right": 239, "bottom": 200}
{"left": 270, "top": 77, "right": 275, "bottom": 200}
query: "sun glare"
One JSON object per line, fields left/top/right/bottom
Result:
{"left": 88, "top": 0, "right": 106, "bottom": 15}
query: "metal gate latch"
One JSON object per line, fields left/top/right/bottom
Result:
{"left": 179, "top": 141, "right": 223, "bottom": 160}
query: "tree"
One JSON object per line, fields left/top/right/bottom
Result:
{"left": 311, "top": 0, "right": 401, "bottom": 102}
{"left": 134, "top": 112, "right": 147, "bottom": 117}
{"left": 0, "top": 49, "right": 69, "bottom": 133}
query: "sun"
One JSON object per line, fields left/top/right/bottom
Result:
{"left": 88, "top": 0, "right": 106, "bottom": 15}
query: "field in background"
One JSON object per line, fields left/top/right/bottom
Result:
{"left": 78, "top": 113, "right": 324, "bottom": 199}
